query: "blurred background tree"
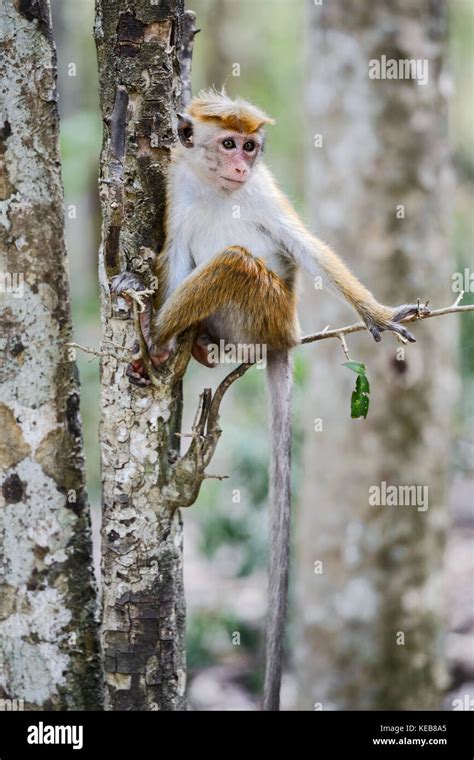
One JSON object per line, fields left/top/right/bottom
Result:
{"left": 296, "top": 0, "right": 454, "bottom": 710}
{"left": 52, "top": 0, "right": 473, "bottom": 710}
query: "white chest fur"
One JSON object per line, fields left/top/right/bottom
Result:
{"left": 188, "top": 199, "right": 275, "bottom": 264}
{"left": 168, "top": 160, "right": 287, "bottom": 277}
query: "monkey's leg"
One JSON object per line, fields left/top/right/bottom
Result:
{"left": 155, "top": 246, "right": 298, "bottom": 357}
{"left": 191, "top": 322, "right": 219, "bottom": 368}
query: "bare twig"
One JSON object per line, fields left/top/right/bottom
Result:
{"left": 131, "top": 300, "right": 156, "bottom": 381}
{"left": 338, "top": 334, "right": 351, "bottom": 361}
{"left": 123, "top": 288, "right": 155, "bottom": 313}
{"left": 301, "top": 295, "right": 473, "bottom": 346}
{"left": 195, "top": 389, "right": 212, "bottom": 437}
{"left": 67, "top": 341, "right": 128, "bottom": 361}
{"left": 206, "top": 363, "right": 253, "bottom": 435}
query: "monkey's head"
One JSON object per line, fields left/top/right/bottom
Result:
{"left": 177, "top": 88, "right": 275, "bottom": 192}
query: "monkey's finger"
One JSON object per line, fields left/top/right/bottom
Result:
{"left": 126, "top": 363, "right": 151, "bottom": 386}
{"left": 128, "top": 372, "right": 151, "bottom": 387}
{"left": 388, "top": 321, "right": 416, "bottom": 343}
{"left": 366, "top": 320, "right": 382, "bottom": 342}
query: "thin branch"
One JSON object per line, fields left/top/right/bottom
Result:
{"left": 206, "top": 363, "right": 253, "bottom": 435}
{"left": 338, "top": 333, "right": 351, "bottom": 361}
{"left": 125, "top": 291, "right": 473, "bottom": 508}
{"left": 194, "top": 389, "right": 212, "bottom": 437}
{"left": 131, "top": 301, "right": 156, "bottom": 381}
{"left": 193, "top": 293, "right": 474, "bottom": 464}
{"left": 123, "top": 287, "right": 155, "bottom": 313}
{"left": 67, "top": 341, "right": 128, "bottom": 360}
{"left": 301, "top": 296, "right": 474, "bottom": 346}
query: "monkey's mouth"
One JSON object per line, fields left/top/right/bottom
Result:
{"left": 219, "top": 176, "right": 246, "bottom": 185}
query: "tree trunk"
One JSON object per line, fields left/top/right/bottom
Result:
{"left": 0, "top": 0, "right": 102, "bottom": 710}
{"left": 295, "top": 0, "right": 454, "bottom": 709}
{"left": 95, "top": 0, "right": 194, "bottom": 711}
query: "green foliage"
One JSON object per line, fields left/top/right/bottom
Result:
{"left": 200, "top": 513, "right": 248, "bottom": 556}
{"left": 342, "top": 360, "right": 367, "bottom": 376}
{"left": 59, "top": 111, "right": 102, "bottom": 195}
{"left": 343, "top": 361, "right": 371, "bottom": 419}
{"left": 449, "top": 0, "right": 474, "bottom": 171}
{"left": 190, "top": 0, "right": 306, "bottom": 207}
{"left": 198, "top": 500, "right": 267, "bottom": 578}
{"left": 293, "top": 351, "right": 310, "bottom": 387}
{"left": 351, "top": 375, "right": 370, "bottom": 420}
{"left": 238, "top": 665, "right": 263, "bottom": 695}
{"left": 186, "top": 610, "right": 262, "bottom": 678}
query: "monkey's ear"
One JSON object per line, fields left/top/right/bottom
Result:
{"left": 177, "top": 113, "right": 194, "bottom": 148}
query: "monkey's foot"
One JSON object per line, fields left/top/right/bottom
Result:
{"left": 395, "top": 300, "right": 431, "bottom": 321}
{"left": 192, "top": 325, "right": 218, "bottom": 368}
{"left": 109, "top": 272, "right": 151, "bottom": 308}
{"left": 192, "top": 343, "right": 218, "bottom": 368}
{"left": 389, "top": 302, "right": 431, "bottom": 342}
{"left": 126, "top": 357, "right": 151, "bottom": 387}
{"left": 149, "top": 343, "right": 175, "bottom": 367}
{"left": 365, "top": 302, "right": 431, "bottom": 344}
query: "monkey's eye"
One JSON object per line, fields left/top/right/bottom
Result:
{"left": 222, "top": 138, "right": 236, "bottom": 150}
{"left": 243, "top": 141, "right": 256, "bottom": 152}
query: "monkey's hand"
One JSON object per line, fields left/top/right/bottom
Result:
{"left": 363, "top": 302, "right": 431, "bottom": 343}
{"left": 110, "top": 271, "right": 173, "bottom": 378}
{"left": 109, "top": 271, "right": 150, "bottom": 305}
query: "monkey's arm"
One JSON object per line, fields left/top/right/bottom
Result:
{"left": 291, "top": 228, "right": 418, "bottom": 342}
{"left": 260, "top": 175, "right": 419, "bottom": 342}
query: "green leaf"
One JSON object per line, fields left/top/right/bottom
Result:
{"left": 342, "top": 361, "right": 367, "bottom": 376}
{"left": 356, "top": 374, "right": 370, "bottom": 394}
{"left": 343, "top": 362, "right": 371, "bottom": 418}
{"left": 351, "top": 388, "right": 370, "bottom": 419}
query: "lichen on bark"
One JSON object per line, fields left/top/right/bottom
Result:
{"left": 95, "top": 0, "right": 190, "bottom": 711}
{"left": 0, "top": 0, "right": 101, "bottom": 709}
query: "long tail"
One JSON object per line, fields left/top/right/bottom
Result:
{"left": 263, "top": 349, "right": 292, "bottom": 711}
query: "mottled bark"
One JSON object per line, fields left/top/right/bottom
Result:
{"left": 95, "top": 0, "right": 191, "bottom": 710}
{"left": 295, "top": 0, "right": 454, "bottom": 709}
{"left": 0, "top": 0, "right": 101, "bottom": 709}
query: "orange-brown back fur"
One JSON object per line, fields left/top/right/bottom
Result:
{"left": 156, "top": 247, "right": 298, "bottom": 349}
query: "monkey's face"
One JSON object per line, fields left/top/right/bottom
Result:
{"left": 210, "top": 131, "right": 262, "bottom": 191}
{"left": 177, "top": 115, "right": 263, "bottom": 192}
